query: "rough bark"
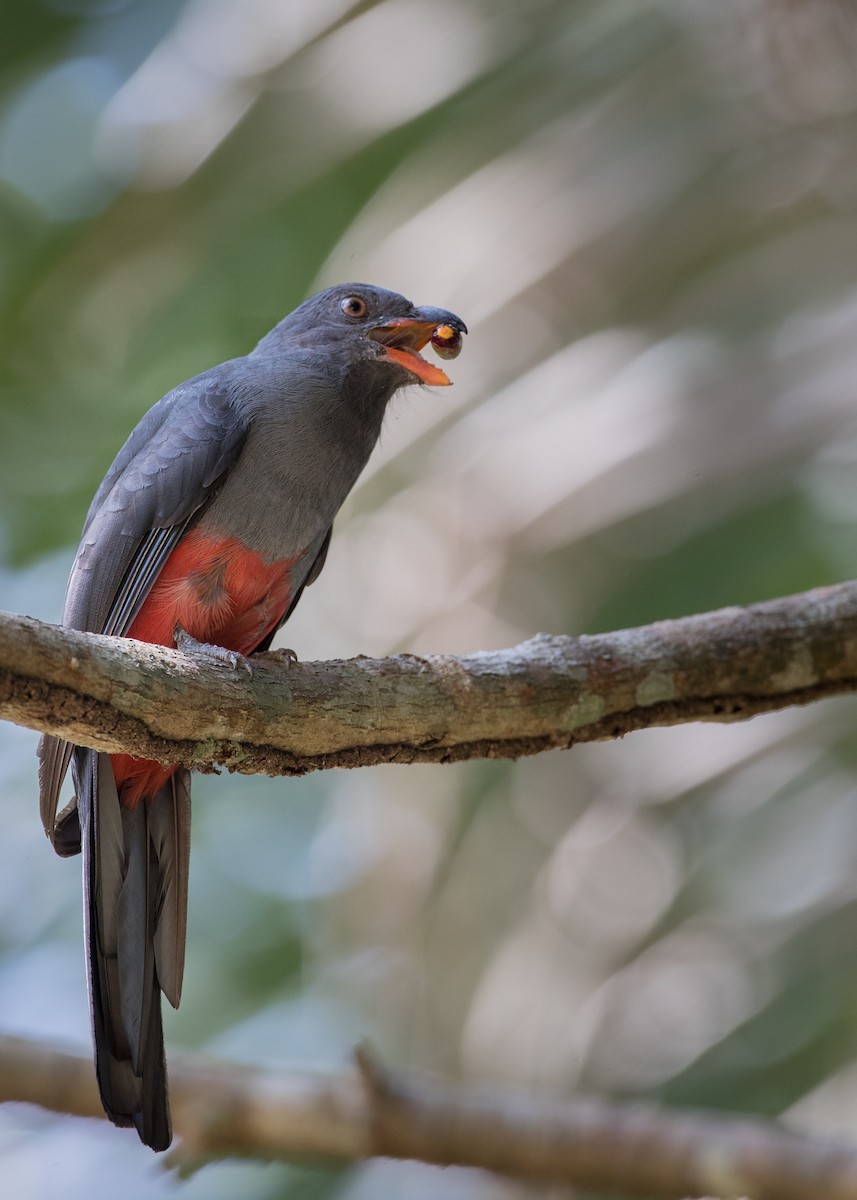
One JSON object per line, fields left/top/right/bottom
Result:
{"left": 2, "top": 581, "right": 857, "bottom": 776}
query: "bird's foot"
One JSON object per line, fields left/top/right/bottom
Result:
{"left": 174, "top": 625, "right": 253, "bottom": 675}
{"left": 263, "top": 646, "right": 299, "bottom": 669}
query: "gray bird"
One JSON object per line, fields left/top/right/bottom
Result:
{"left": 37, "top": 284, "right": 466, "bottom": 1150}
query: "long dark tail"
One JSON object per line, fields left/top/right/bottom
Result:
{"left": 73, "top": 749, "right": 191, "bottom": 1151}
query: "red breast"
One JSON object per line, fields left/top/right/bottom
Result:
{"left": 112, "top": 528, "right": 295, "bottom": 805}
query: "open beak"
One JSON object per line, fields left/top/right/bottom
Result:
{"left": 369, "top": 307, "right": 467, "bottom": 386}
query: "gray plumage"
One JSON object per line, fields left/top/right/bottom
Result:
{"left": 37, "top": 284, "right": 466, "bottom": 1150}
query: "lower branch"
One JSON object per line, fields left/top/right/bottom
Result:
{"left": 2, "top": 581, "right": 857, "bottom": 775}
{"left": 1, "top": 1033, "right": 856, "bottom": 1197}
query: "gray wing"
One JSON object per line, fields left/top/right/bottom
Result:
{"left": 38, "top": 373, "right": 251, "bottom": 842}
{"left": 67, "top": 372, "right": 250, "bottom": 635}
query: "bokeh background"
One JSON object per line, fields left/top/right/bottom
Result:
{"left": 3, "top": 1, "right": 857, "bottom": 1196}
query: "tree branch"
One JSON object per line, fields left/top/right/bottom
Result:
{"left": 1, "top": 1032, "right": 855, "bottom": 1196}
{"left": 3, "top": 582, "right": 857, "bottom": 775}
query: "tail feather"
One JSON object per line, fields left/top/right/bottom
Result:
{"left": 150, "top": 770, "right": 191, "bottom": 1009}
{"left": 75, "top": 748, "right": 190, "bottom": 1151}
{"left": 116, "top": 800, "right": 153, "bottom": 1073}
{"left": 37, "top": 733, "right": 75, "bottom": 848}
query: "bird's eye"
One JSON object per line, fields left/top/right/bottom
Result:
{"left": 340, "top": 295, "right": 368, "bottom": 318}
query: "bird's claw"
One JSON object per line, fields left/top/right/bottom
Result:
{"left": 266, "top": 646, "right": 299, "bottom": 669}
{"left": 174, "top": 625, "right": 253, "bottom": 675}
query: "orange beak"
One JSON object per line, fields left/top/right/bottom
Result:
{"left": 369, "top": 311, "right": 466, "bottom": 386}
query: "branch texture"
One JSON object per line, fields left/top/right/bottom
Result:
{"left": 2, "top": 581, "right": 857, "bottom": 775}
{"left": 1, "top": 1033, "right": 856, "bottom": 1197}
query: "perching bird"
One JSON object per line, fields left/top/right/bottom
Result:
{"left": 37, "top": 284, "right": 466, "bottom": 1151}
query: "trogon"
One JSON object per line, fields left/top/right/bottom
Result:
{"left": 37, "top": 284, "right": 466, "bottom": 1150}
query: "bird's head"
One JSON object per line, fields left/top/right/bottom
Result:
{"left": 254, "top": 283, "right": 467, "bottom": 389}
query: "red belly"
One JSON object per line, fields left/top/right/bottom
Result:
{"left": 112, "top": 528, "right": 295, "bottom": 806}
